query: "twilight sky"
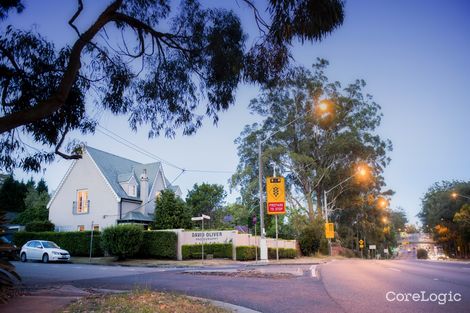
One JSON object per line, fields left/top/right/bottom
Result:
{"left": 7, "top": 0, "right": 470, "bottom": 224}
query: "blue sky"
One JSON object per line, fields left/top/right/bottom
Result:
{"left": 7, "top": 0, "right": 470, "bottom": 224}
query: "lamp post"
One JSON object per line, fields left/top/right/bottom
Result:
{"left": 257, "top": 99, "right": 333, "bottom": 261}
{"left": 323, "top": 164, "right": 370, "bottom": 255}
{"left": 451, "top": 192, "right": 470, "bottom": 201}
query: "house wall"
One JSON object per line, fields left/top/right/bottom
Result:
{"left": 121, "top": 200, "right": 141, "bottom": 216}
{"left": 48, "top": 152, "right": 119, "bottom": 231}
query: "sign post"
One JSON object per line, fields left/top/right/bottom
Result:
{"left": 266, "top": 176, "right": 286, "bottom": 261}
{"left": 191, "top": 215, "right": 210, "bottom": 263}
{"left": 253, "top": 215, "right": 258, "bottom": 262}
{"left": 359, "top": 239, "right": 364, "bottom": 258}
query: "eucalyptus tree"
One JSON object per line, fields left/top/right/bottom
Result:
{"left": 0, "top": 0, "right": 344, "bottom": 172}
{"left": 231, "top": 60, "right": 392, "bottom": 221}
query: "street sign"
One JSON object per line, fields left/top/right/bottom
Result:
{"left": 325, "top": 223, "right": 334, "bottom": 239}
{"left": 191, "top": 217, "right": 203, "bottom": 221}
{"left": 266, "top": 176, "right": 286, "bottom": 214}
{"left": 384, "top": 248, "right": 389, "bottom": 254}
{"left": 201, "top": 214, "right": 211, "bottom": 220}
{"left": 359, "top": 239, "right": 364, "bottom": 245}
{"left": 369, "top": 245, "right": 376, "bottom": 250}
{"left": 359, "top": 244, "right": 364, "bottom": 249}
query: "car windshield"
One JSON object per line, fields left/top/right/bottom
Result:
{"left": 41, "top": 241, "right": 59, "bottom": 249}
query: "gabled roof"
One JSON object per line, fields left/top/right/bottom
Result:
{"left": 85, "top": 146, "right": 163, "bottom": 201}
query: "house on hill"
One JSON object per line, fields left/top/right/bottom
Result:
{"left": 48, "top": 146, "right": 181, "bottom": 231}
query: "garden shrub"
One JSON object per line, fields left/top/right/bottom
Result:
{"left": 236, "top": 246, "right": 257, "bottom": 261}
{"left": 25, "top": 220, "right": 55, "bottom": 232}
{"left": 268, "top": 247, "right": 297, "bottom": 259}
{"left": 101, "top": 224, "right": 143, "bottom": 259}
{"left": 138, "top": 231, "right": 177, "bottom": 259}
{"left": 417, "top": 248, "right": 428, "bottom": 259}
{"left": 182, "top": 243, "right": 232, "bottom": 259}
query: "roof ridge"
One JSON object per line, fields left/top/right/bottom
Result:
{"left": 85, "top": 145, "right": 141, "bottom": 165}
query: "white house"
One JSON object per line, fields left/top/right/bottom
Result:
{"left": 48, "top": 146, "right": 181, "bottom": 231}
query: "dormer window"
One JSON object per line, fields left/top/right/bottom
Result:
{"left": 129, "top": 184, "right": 136, "bottom": 197}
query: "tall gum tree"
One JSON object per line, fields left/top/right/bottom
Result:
{"left": 231, "top": 60, "right": 392, "bottom": 222}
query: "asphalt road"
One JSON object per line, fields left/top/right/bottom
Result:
{"left": 320, "top": 259, "right": 470, "bottom": 313}
{"left": 12, "top": 259, "right": 470, "bottom": 313}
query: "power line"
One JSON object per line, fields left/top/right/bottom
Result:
{"left": 95, "top": 124, "right": 235, "bottom": 176}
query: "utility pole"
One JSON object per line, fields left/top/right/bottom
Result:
{"left": 258, "top": 140, "right": 268, "bottom": 261}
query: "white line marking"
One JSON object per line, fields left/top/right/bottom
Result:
{"left": 387, "top": 267, "right": 401, "bottom": 272}
{"left": 309, "top": 265, "right": 317, "bottom": 278}
{"left": 72, "top": 266, "right": 82, "bottom": 269}
{"left": 433, "top": 278, "right": 439, "bottom": 281}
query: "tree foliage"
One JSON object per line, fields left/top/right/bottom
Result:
{"left": 419, "top": 180, "right": 470, "bottom": 257}
{"left": 231, "top": 60, "right": 392, "bottom": 221}
{"left": 186, "top": 183, "right": 226, "bottom": 217}
{"left": 154, "top": 189, "right": 190, "bottom": 229}
{"left": 0, "top": 175, "right": 27, "bottom": 213}
{"left": 13, "top": 185, "right": 50, "bottom": 225}
{"left": 0, "top": 0, "right": 344, "bottom": 172}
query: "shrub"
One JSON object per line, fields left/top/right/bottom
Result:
{"left": 13, "top": 231, "right": 103, "bottom": 256}
{"left": 182, "top": 243, "right": 232, "bottom": 260}
{"left": 417, "top": 248, "right": 428, "bottom": 259}
{"left": 236, "top": 246, "right": 257, "bottom": 261}
{"left": 101, "top": 224, "right": 144, "bottom": 259}
{"left": 268, "top": 247, "right": 297, "bottom": 259}
{"left": 298, "top": 220, "right": 328, "bottom": 256}
{"left": 25, "top": 220, "right": 54, "bottom": 232}
{"left": 138, "top": 231, "right": 177, "bottom": 259}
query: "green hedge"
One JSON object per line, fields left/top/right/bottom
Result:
{"left": 138, "top": 231, "right": 177, "bottom": 259}
{"left": 236, "top": 246, "right": 258, "bottom": 261}
{"left": 182, "top": 243, "right": 232, "bottom": 260}
{"left": 235, "top": 246, "right": 297, "bottom": 261}
{"left": 101, "top": 224, "right": 143, "bottom": 259}
{"left": 269, "top": 247, "right": 297, "bottom": 259}
{"left": 25, "top": 220, "right": 55, "bottom": 232}
{"left": 13, "top": 231, "right": 103, "bottom": 257}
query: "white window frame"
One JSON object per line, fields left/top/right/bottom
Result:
{"left": 77, "top": 189, "right": 89, "bottom": 214}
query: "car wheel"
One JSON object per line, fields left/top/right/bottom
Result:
{"left": 20, "top": 252, "right": 27, "bottom": 262}
{"left": 42, "top": 253, "right": 49, "bottom": 263}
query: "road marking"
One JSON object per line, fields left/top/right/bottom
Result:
{"left": 433, "top": 278, "right": 439, "bottom": 281}
{"left": 72, "top": 266, "right": 82, "bottom": 269}
{"left": 387, "top": 267, "right": 401, "bottom": 272}
{"left": 309, "top": 265, "right": 317, "bottom": 278}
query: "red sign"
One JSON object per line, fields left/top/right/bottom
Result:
{"left": 268, "top": 202, "right": 285, "bottom": 214}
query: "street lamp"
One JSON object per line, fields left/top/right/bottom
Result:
{"left": 377, "top": 197, "right": 389, "bottom": 209}
{"left": 258, "top": 98, "right": 334, "bottom": 261}
{"left": 323, "top": 164, "right": 371, "bottom": 255}
{"left": 451, "top": 192, "right": 470, "bottom": 200}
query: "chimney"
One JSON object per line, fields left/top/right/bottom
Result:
{"left": 140, "top": 169, "right": 149, "bottom": 214}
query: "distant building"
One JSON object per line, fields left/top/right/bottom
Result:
{"left": 48, "top": 146, "right": 181, "bottom": 231}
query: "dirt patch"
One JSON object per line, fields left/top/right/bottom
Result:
{"left": 61, "top": 290, "right": 230, "bottom": 313}
{"left": 185, "top": 269, "right": 295, "bottom": 279}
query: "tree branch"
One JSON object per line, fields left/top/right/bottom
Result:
{"left": 0, "top": 0, "right": 123, "bottom": 134}
{"left": 68, "top": 0, "right": 84, "bottom": 37}
{"left": 54, "top": 125, "right": 82, "bottom": 160}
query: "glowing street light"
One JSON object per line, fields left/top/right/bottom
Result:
{"left": 377, "top": 197, "right": 389, "bottom": 209}
{"left": 258, "top": 98, "right": 335, "bottom": 261}
{"left": 451, "top": 192, "right": 470, "bottom": 200}
{"left": 323, "top": 163, "right": 372, "bottom": 255}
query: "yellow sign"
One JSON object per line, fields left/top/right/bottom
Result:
{"left": 360, "top": 244, "right": 364, "bottom": 249}
{"left": 325, "top": 223, "right": 334, "bottom": 239}
{"left": 266, "top": 177, "right": 286, "bottom": 214}
{"left": 359, "top": 239, "right": 364, "bottom": 245}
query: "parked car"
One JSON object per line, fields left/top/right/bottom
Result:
{"left": 436, "top": 252, "right": 449, "bottom": 260}
{"left": 0, "top": 235, "right": 20, "bottom": 260}
{"left": 20, "top": 240, "right": 70, "bottom": 263}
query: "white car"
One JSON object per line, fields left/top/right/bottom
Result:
{"left": 20, "top": 240, "right": 70, "bottom": 263}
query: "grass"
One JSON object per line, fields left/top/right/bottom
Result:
{"left": 62, "top": 290, "right": 230, "bottom": 313}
